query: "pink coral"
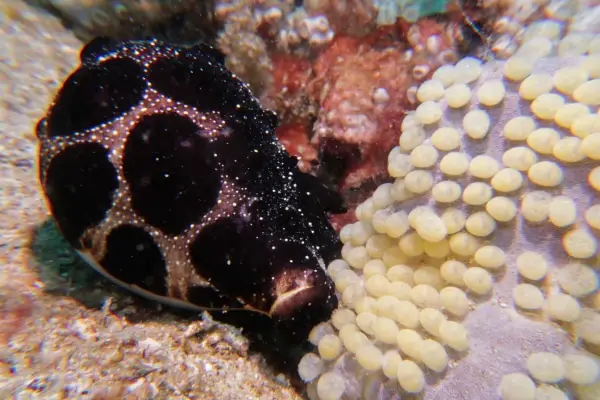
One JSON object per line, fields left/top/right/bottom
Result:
{"left": 303, "top": 19, "right": 462, "bottom": 227}
{"left": 262, "top": 53, "right": 315, "bottom": 123}
{"left": 250, "top": 6, "right": 494, "bottom": 232}
{"left": 308, "top": 33, "right": 411, "bottom": 191}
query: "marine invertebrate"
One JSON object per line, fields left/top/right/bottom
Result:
{"left": 1, "top": 2, "right": 313, "bottom": 396}
{"left": 298, "top": 21, "right": 600, "bottom": 399}
{"left": 36, "top": 37, "right": 346, "bottom": 341}
{"left": 480, "top": 0, "right": 600, "bottom": 59}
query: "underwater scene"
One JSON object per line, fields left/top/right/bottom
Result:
{"left": 2, "top": 0, "right": 600, "bottom": 399}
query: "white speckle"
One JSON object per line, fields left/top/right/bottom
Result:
{"left": 372, "top": 88, "right": 390, "bottom": 104}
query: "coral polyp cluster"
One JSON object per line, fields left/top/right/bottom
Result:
{"left": 299, "top": 18, "right": 600, "bottom": 400}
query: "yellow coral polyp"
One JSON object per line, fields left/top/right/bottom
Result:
{"left": 303, "top": 17, "right": 600, "bottom": 399}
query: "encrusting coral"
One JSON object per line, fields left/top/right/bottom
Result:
{"left": 299, "top": 14, "right": 600, "bottom": 400}
{"left": 307, "top": 19, "right": 464, "bottom": 211}
{"left": 264, "top": 11, "right": 492, "bottom": 230}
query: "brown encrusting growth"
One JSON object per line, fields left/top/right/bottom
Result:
{"left": 301, "top": 19, "right": 466, "bottom": 225}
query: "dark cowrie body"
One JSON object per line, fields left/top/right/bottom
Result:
{"left": 36, "top": 37, "right": 344, "bottom": 338}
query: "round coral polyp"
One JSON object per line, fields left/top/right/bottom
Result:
{"left": 300, "top": 25, "right": 600, "bottom": 400}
